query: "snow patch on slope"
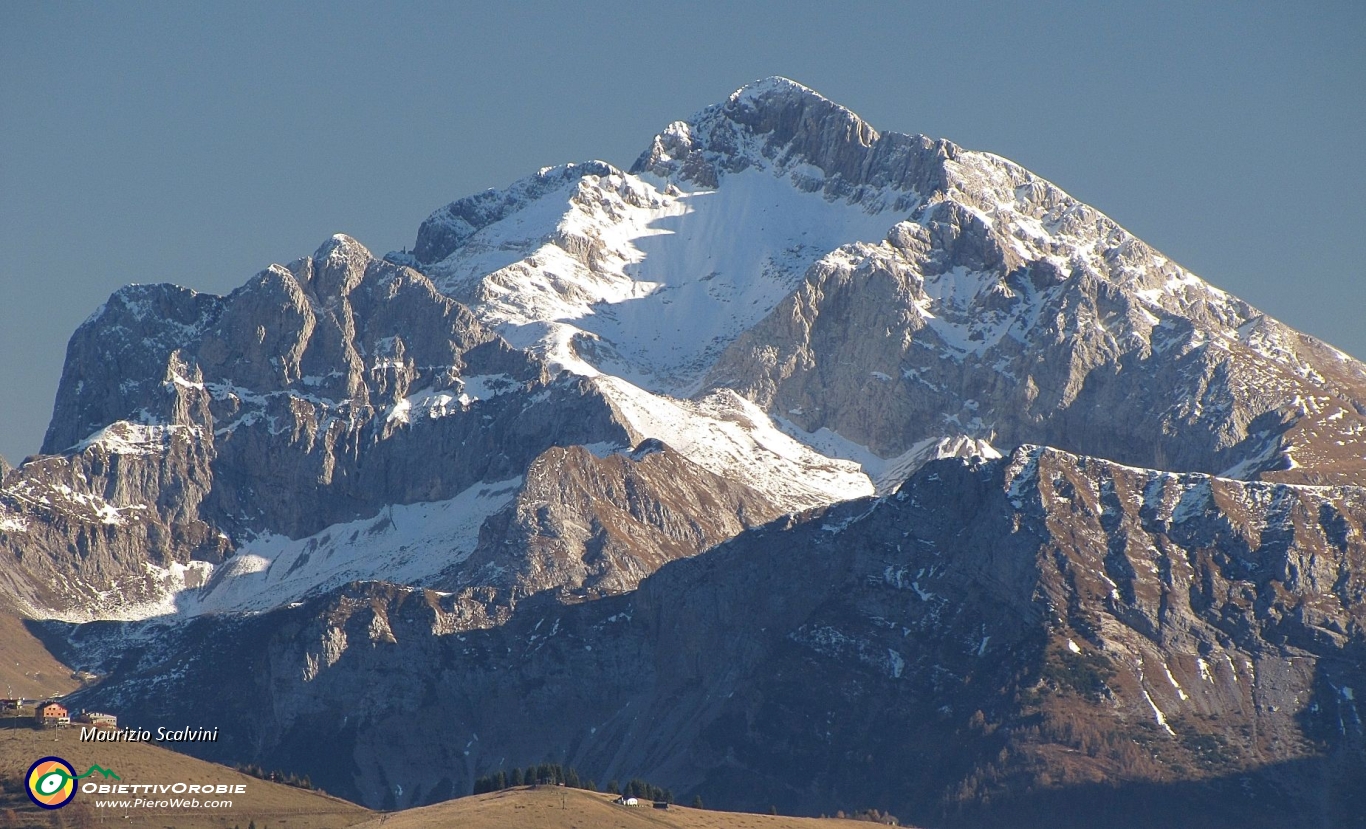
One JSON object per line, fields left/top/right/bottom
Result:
{"left": 73, "top": 421, "right": 196, "bottom": 456}
{"left": 598, "top": 377, "right": 872, "bottom": 509}
{"left": 39, "top": 477, "right": 520, "bottom": 620}
{"left": 180, "top": 478, "right": 522, "bottom": 616}
{"left": 776, "top": 419, "right": 1000, "bottom": 496}
{"left": 42, "top": 560, "right": 216, "bottom": 623}
{"left": 386, "top": 375, "right": 519, "bottom": 424}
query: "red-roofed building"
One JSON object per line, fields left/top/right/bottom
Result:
{"left": 35, "top": 701, "right": 68, "bottom": 726}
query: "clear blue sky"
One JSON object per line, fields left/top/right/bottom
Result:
{"left": 2, "top": 1, "right": 1363, "bottom": 462}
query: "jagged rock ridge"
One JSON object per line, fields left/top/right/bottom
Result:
{"left": 0, "top": 236, "right": 781, "bottom": 618}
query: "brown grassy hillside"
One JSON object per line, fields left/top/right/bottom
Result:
{"left": 0, "top": 730, "right": 905, "bottom": 829}
{"left": 349, "top": 785, "right": 902, "bottom": 829}
{"left": 0, "top": 614, "right": 77, "bottom": 699}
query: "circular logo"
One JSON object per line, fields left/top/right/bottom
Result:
{"left": 26, "top": 756, "right": 77, "bottom": 809}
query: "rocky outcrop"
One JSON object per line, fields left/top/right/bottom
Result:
{"left": 4, "top": 228, "right": 831, "bottom": 617}
{"left": 703, "top": 203, "right": 1366, "bottom": 486}
{"left": 451, "top": 439, "right": 789, "bottom": 598}
{"left": 631, "top": 76, "right": 951, "bottom": 206}
{"left": 0, "top": 424, "right": 225, "bottom": 614}
{"left": 43, "top": 234, "right": 540, "bottom": 460}
{"left": 2, "top": 236, "right": 641, "bottom": 615}
{"left": 52, "top": 447, "right": 1366, "bottom": 824}
{"left": 411, "top": 162, "right": 619, "bottom": 269}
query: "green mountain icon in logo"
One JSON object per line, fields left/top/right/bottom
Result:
{"left": 75, "top": 765, "right": 120, "bottom": 781}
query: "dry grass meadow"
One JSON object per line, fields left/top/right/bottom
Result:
{"left": 1, "top": 729, "right": 902, "bottom": 828}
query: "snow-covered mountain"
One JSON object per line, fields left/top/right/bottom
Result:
{"left": 4, "top": 77, "right": 1366, "bottom": 623}
{"left": 412, "top": 76, "right": 1366, "bottom": 483}
{"left": 6, "top": 76, "right": 1366, "bottom": 825}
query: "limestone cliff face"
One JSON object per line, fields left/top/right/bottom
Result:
{"left": 1, "top": 225, "right": 861, "bottom": 619}
{"left": 54, "top": 448, "right": 1366, "bottom": 824}
{"left": 451, "top": 440, "right": 789, "bottom": 599}
{"left": 667, "top": 82, "right": 1366, "bottom": 487}
{"left": 1, "top": 237, "right": 641, "bottom": 615}
{"left": 0, "top": 426, "right": 225, "bottom": 613}
{"left": 705, "top": 221, "right": 1366, "bottom": 485}
{"left": 631, "top": 76, "right": 950, "bottom": 203}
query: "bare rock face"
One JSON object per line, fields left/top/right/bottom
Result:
{"left": 43, "top": 234, "right": 542, "bottom": 465}
{"left": 2, "top": 231, "right": 809, "bottom": 618}
{"left": 2, "top": 236, "right": 641, "bottom": 614}
{"left": 451, "top": 439, "right": 789, "bottom": 598}
{"left": 703, "top": 195, "right": 1366, "bottom": 487}
{"left": 0, "top": 425, "right": 225, "bottom": 613}
{"left": 628, "top": 77, "right": 1366, "bottom": 486}
{"left": 52, "top": 447, "right": 1366, "bottom": 824}
{"left": 631, "top": 76, "right": 951, "bottom": 204}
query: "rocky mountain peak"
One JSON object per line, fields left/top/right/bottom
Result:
{"left": 726, "top": 75, "right": 826, "bottom": 104}
{"left": 300, "top": 233, "right": 373, "bottom": 300}
{"left": 632, "top": 76, "right": 949, "bottom": 202}
{"left": 723, "top": 75, "right": 877, "bottom": 146}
